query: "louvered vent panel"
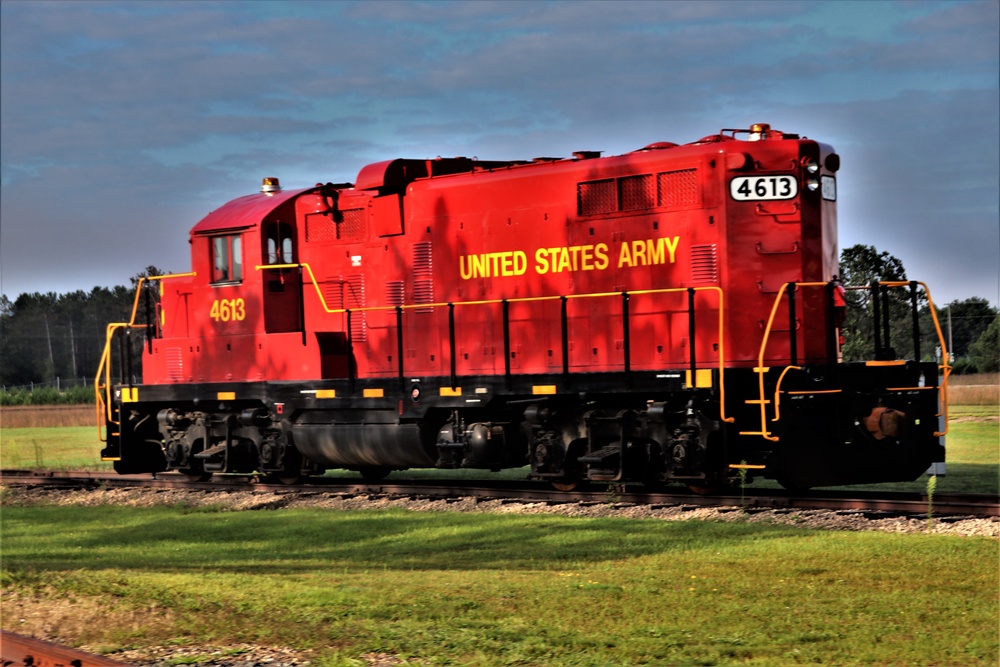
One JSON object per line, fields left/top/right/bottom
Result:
{"left": 322, "top": 277, "right": 344, "bottom": 310}
{"left": 345, "top": 274, "right": 367, "bottom": 342}
{"left": 690, "top": 244, "right": 719, "bottom": 284}
{"left": 658, "top": 169, "right": 700, "bottom": 208}
{"left": 385, "top": 280, "right": 405, "bottom": 307}
{"left": 577, "top": 179, "right": 617, "bottom": 216}
{"left": 166, "top": 348, "right": 183, "bottom": 381}
{"left": 413, "top": 242, "right": 434, "bottom": 313}
{"left": 619, "top": 174, "right": 655, "bottom": 211}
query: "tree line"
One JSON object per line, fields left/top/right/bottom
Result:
{"left": 838, "top": 245, "right": 998, "bottom": 372}
{"left": 1, "top": 267, "right": 163, "bottom": 390}
{"left": 1, "top": 248, "right": 997, "bottom": 394}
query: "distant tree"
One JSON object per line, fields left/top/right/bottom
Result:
{"left": 838, "top": 244, "right": 921, "bottom": 362}
{"left": 936, "top": 297, "right": 998, "bottom": 360}
{"left": 130, "top": 265, "right": 167, "bottom": 287}
{"left": 968, "top": 316, "right": 1000, "bottom": 373}
{"left": 0, "top": 268, "right": 169, "bottom": 388}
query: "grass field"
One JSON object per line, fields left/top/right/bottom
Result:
{"left": 1, "top": 504, "right": 997, "bottom": 666}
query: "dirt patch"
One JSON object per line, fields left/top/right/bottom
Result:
{"left": 1, "top": 405, "right": 94, "bottom": 428}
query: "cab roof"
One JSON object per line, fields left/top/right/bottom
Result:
{"left": 190, "top": 187, "right": 313, "bottom": 235}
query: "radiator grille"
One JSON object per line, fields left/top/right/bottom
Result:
{"left": 579, "top": 170, "right": 699, "bottom": 216}
{"left": 577, "top": 179, "right": 617, "bottom": 216}
{"left": 658, "top": 169, "right": 700, "bottom": 208}
{"left": 305, "top": 208, "right": 366, "bottom": 243}
{"left": 340, "top": 208, "right": 367, "bottom": 240}
{"left": 619, "top": 174, "right": 655, "bottom": 211}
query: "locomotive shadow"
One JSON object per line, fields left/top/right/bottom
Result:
{"left": 33, "top": 510, "right": 799, "bottom": 574}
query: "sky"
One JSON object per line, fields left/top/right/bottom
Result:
{"left": 1, "top": 0, "right": 998, "bottom": 307}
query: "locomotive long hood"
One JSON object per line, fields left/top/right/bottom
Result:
{"left": 190, "top": 187, "right": 314, "bottom": 235}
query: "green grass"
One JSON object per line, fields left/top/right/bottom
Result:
{"left": 1, "top": 504, "right": 997, "bottom": 666}
{"left": 0, "top": 426, "right": 113, "bottom": 471}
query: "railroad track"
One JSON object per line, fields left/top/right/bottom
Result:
{"left": 0, "top": 630, "right": 132, "bottom": 667}
{"left": 2, "top": 469, "right": 997, "bottom": 517}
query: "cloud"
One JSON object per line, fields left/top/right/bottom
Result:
{"left": 1, "top": 0, "right": 997, "bottom": 307}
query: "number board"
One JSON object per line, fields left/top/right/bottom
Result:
{"left": 210, "top": 298, "right": 246, "bottom": 322}
{"left": 729, "top": 175, "right": 798, "bottom": 201}
{"left": 821, "top": 175, "right": 837, "bottom": 201}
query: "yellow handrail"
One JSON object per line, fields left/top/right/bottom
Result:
{"left": 257, "top": 263, "right": 734, "bottom": 423}
{"left": 94, "top": 272, "right": 197, "bottom": 441}
{"left": 754, "top": 280, "right": 951, "bottom": 442}
{"left": 914, "top": 282, "right": 950, "bottom": 436}
{"left": 755, "top": 282, "right": 828, "bottom": 441}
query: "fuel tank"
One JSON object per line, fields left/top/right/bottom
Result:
{"left": 290, "top": 421, "right": 438, "bottom": 468}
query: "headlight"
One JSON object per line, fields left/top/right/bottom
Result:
{"left": 806, "top": 178, "right": 820, "bottom": 191}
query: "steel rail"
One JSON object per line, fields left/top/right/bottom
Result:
{"left": 0, "top": 630, "right": 134, "bottom": 667}
{"left": 2, "top": 470, "right": 997, "bottom": 518}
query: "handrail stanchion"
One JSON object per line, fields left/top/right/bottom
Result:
{"left": 396, "top": 306, "right": 405, "bottom": 393}
{"left": 144, "top": 282, "right": 154, "bottom": 354}
{"left": 825, "top": 281, "right": 837, "bottom": 367}
{"left": 298, "top": 265, "right": 307, "bottom": 346}
{"left": 871, "top": 281, "right": 883, "bottom": 358}
{"left": 126, "top": 327, "right": 135, "bottom": 388}
{"left": 787, "top": 282, "right": 798, "bottom": 366}
{"left": 448, "top": 303, "right": 457, "bottom": 388}
{"left": 346, "top": 309, "right": 355, "bottom": 393}
{"left": 909, "top": 281, "right": 920, "bottom": 360}
{"left": 622, "top": 292, "right": 632, "bottom": 387}
{"left": 560, "top": 296, "right": 569, "bottom": 380}
{"left": 687, "top": 288, "right": 697, "bottom": 383}
{"left": 881, "top": 283, "right": 893, "bottom": 358}
{"left": 117, "top": 328, "right": 127, "bottom": 387}
{"left": 502, "top": 299, "right": 512, "bottom": 390}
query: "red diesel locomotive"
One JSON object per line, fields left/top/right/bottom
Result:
{"left": 97, "top": 123, "right": 950, "bottom": 490}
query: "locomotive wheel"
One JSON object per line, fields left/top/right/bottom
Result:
{"left": 777, "top": 477, "right": 812, "bottom": 492}
{"left": 274, "top": 474, "right": 303, "bottom": 485}
{"left": 687, "top": 482, "right": 721, "bottom": 495}
{"left": 180, "top": 469, "right": 213, "bottom": 482}
{"left": 551, "top": 480, "right": 578, "bottom": 492}
{"left": 359, "top": 466, "right": 392, "bottom": 481}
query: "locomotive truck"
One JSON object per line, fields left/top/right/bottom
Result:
{"left": 97, "top": 123, "right": 950, "bottom": 490}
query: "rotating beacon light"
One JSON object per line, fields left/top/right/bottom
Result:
{"left": 748, "top": 123, "right": 770, "bottom": 141}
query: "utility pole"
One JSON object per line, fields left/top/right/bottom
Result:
{"left": 947, "top": 305, "right": 953, "bottom": 364}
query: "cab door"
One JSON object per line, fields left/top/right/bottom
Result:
{"left": 262, "top": 219, "right": 302, "bottom": 333}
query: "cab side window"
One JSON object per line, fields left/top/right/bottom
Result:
{"left": 265, "top": 222, "right": 295, "bottom": 265}
{"left": 211, "top": 234, "right": 243, "bottom": 283}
